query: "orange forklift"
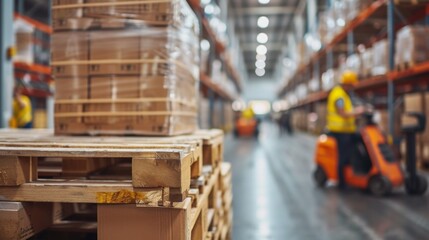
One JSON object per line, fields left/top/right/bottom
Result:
{"left": 233, "top": 107, "right": 259, "bottom": 138}
{"left": 313, "top": 112, "right": 428, "bottom": 196}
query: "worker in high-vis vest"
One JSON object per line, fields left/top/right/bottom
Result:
{"left": 326, "top": 70, "right": 365, "bottom": 189}
{"left": 10, "top": 87, "right": 33, "bottom": 129}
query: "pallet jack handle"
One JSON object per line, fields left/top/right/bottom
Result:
{"left": 402, "top": 112, "right": 426, "bottom": 179}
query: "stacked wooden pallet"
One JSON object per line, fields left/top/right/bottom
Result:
{"left": 0, "top": 129, "right": 232, "bottom": 240}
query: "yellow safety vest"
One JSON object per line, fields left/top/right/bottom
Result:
{"left": 12, "top": 95, "right": 32, "bottom": 127}
{"left": 326, "top": 86, "right": 356, "bottom": 133}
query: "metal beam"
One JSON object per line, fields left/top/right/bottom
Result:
{"left": 0, "top": 0, "right": 14, "bottom": 128}
{"left": 234, "top": 6, "right": 295, "bottom": 16}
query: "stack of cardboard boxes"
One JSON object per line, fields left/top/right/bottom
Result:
{"left": 52, "top": 0, "right": 200, "bottom": 136}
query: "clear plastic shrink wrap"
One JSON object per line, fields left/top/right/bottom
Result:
{"left": 371, "top": 40, "right": 389, "bottom": 76}
{"left": 51, "top": 0, "right": 200, "bottom": 136}
{"left": 395, "top": 26, "right": 429, "bottom": 68}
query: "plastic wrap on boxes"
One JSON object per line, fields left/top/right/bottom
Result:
{"left": 318, "top": 10, "right": 337, "bottom": 44}
{"left": 360, "top": 47, "right": 373, "bottom": 77}
{"left": 52, "top": 0, "right": 200, "bottom": 136}
{"left": 371, "top": 40, "right": 389, "bottom": 76}
{"left": 321, "top": 69, "right": 338, "bottom": 91}
{"left": 308, "top": 77, "right": 320, "bottom": 93}
{"left": 346, "top": 54, "right": 362, "bottom": 76}
{"left": 395, "top": 26, "right": 429, "bottom": 68}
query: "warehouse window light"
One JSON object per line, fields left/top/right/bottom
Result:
{"left": 257, "top": 33, "right": 268, "bottom": 44}
{"left": 258, "top": 0, "right": 270, "bottom": 4}
{"left": 255, "top": 68, "right": 265, "bottom": 77}
{"left": 256, "top": 45, "right": 267, "bottom": 55}
{"left": 256, "top": 54, "right": 266, "bottom": 61}
{"left": 255, "top": 60, "right": 266, "bottom": 69}
{"left": 257, "top": 16, "right": 269, "bottom": 28}
{"left": 249, "top": 100, "right": 271, "bottom": 115}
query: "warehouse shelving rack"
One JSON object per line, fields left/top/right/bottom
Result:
{"left": 188, "top": 0, "right": 242, "bottom": 130}
{"left": 14, "top": 13, "right": 52, "bottom": 98}
{"left": 278, "top": 0, "right": 429, "bottom": 143}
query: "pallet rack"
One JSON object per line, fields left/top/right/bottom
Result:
{"left": 278, "top": 0, "right": 429, "bottom": 143}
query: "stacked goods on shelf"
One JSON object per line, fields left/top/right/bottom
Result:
{"left": 291, "top": 109, "right": 309, "bottom": 132}
{"left": 52, "top": 0, "right": 200, "bottom": 136}
{"left": 401, "top": 93, "right": 429, "bottom": 169}
{"left": 359, "top": 47, "right": 374, "bottom": 78}
{"left": 395, "top": 26, "right": 429, "bottom": 70}
{"left": 371, "top": 40, "right": 389, "bottom": 76}
{"left": 321, "top": 69, "right": 339, "bottom": 91}
{"left": 199, "top": 98, "right": 210, "bottom": 129}
{"left": 318, "top": 0, "right": 372, "bottom": 45}
{"left": 223, "top": 103, "right": 234, "bottom": 132}
{"left": 0, "top": 129, "right": 231, "bottom": 239}
{"left": 314, "top": 103, "right": 327, "bottom": 135}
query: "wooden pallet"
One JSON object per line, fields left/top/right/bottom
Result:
{"left": 194, "top": 129, "right": 224, "bottom": 167}
{"left": 395, "top": 60, "right": 416, "bottom": 71}
{"left": 0, "top": 130, "right": 209, "bottom": 204}
{"left": 10, "top": 166, "right": 221, "bottom": 240}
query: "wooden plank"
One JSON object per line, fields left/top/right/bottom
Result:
{"left": 0, "top": 129, "right": 204, "bottom": 178}
{"left": 0, "top": 180, "right": 165, "bottom": 204}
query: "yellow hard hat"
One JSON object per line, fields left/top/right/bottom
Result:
{"left": 340, "top": 71, "right": 358, "bottom": 85}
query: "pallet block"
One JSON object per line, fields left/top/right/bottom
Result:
{"left": 97, "top": 167, "right": 219, "bottom": 240}
{"left": 0, "top": 202, "right": 54, "bottom": 240}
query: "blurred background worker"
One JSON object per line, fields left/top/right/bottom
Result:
{"left": 326, "top": 71, "right": 365, "bottom": 189}
{"left": 10, "top": 87, "right": 33, "bottom": 129}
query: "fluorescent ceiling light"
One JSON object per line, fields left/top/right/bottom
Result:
{"left": 257, "top": 16, "right": 269, "bottom": 28}
{"left": 258, "top": 0, "right": 270, "bottom": 4}
{"left": 255, "top": 60, "right": 266, "bottom": 69}
{"left": 255, "top": 68, "right": 265, "bottom": 77}
{"left": 204, "top": 5, "right": 214, "bottom": 15}
{"left": 200, "top": 39, "right": 210, "bottom": 51}
{"left": 256, "top": 45, "right": 267, "bottom": 55}
{"left": 257, "top": 33, "right": 268, "bottom": 44}
{"left": 256, "top": 54, "right": 266, "bottom": 61}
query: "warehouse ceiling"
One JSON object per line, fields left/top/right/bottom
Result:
{"left": 230, "top": 0, "right": 300, "bottom": 79}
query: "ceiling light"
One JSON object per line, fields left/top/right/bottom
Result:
{"left": 200, "top": 39, "right": 210, "bottom": 51}
{"left": 255, "top": 68, "right": 265, "bottom": 77}
{"left": 257, "top": 16, "right": 269, "bottom": 28}
{"left": 204, "top": 5, "right": 214, "bottom": 15}
{"left": 256, "top": 54, "right": 266, "bottom": 61}
{"left": 258, "top": 0, "right": 270, "bottom": 4}
{"left": 256, "top": 45, "right": 267, "bottom": 55}
{"left": 201, "top": 0, "right": 211, "bottom": 5}
{"left": 255, "top": 60, "right": 266, "bottom": 69}
{"left": 257, "top": 33, "right": 268, "bottom": 44}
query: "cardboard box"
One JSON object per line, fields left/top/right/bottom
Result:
{"left": 15, "top": 32, "right": 34, "bottom": 64}
{"left": 52, "top": 32, "right": 89, "bottom": 77}
{"left": 98, "top": 202, "right": 190, "bottom": 240}
{"left": 0, "top": 202, "right": 54, "bottom": 240}
{"left": 52, "top": 0, "right": 84, "bottom": 19}
{"left": 56, "top": 77, "right": 88, "bottom": 100}
{"left": 89, "top": 30, "right": 141, "bottom": 75}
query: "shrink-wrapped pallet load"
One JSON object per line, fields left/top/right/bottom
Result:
{"left": 395, "top": 26, "right": 429, "bottom": 69}
{"left": 51, "top": 0, "right": 200, "bottom": 136}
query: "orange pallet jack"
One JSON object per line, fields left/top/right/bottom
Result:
{"left": 313, "top": 112, "right": 427, "bottom": 196}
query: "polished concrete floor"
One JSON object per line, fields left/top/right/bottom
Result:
{"left": 225, "top": 122, "right": 429, "bottom": 240}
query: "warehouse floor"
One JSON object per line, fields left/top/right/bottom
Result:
{"left": 226, "top": 122, "right": 429, "bottom": 240}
